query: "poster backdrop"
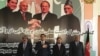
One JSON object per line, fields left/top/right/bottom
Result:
{"left": 0, "top": 0, "right": 81, "bottom": 56}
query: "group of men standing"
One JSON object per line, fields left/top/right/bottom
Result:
{"left": 16, "top": 34, "right": 84, "bottom": 56}
{"left": 0, "top": 0, "right": 84, "bottom": 56}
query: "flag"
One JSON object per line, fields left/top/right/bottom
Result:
{"left": 85, "top": 28, "right": 90, "bottom": 56}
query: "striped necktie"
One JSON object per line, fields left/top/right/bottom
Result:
{"left": 22, "top": 12, "right": 26, "bottom": 21}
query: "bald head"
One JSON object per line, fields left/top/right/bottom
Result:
{"left": 19, "top": 1, "right": 28, "bottom": 12}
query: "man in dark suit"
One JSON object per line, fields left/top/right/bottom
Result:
{"left": 13, "top": 1, "right": 32, "bottom": 29}
{"left": 0, "top": 0, "right": 18, "bottom": 42}
{"left": 58, "top": 0, "right": 80, "bottom": 43}
{"left": 35, "top": 34, "right": 51, "bottom": 56}
{"left": 33, "top": 1, "right": 58, "bottom": 43}
{"left": 0, "top": 1, "right": 18, "bottom": 56}
{"left": 53, "top": 37, "right": 66, "bottom": 56}
{"left": 7, "top": 1, "right": 32, "bottom": 42}
{"left": 33, "top": 1, "right": 58, "bottom": 31}
{"left": 0, "top": 0, "right": 18, "bottom": 27}
{"left": 16, "top": 35, "right": 32, "bottom": 56}
{"left": 69, "top": 35, "right": 84, "bottom": 56}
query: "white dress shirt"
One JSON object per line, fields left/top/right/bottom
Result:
{"left": 42, "top": 13, "right": 48, "bottom": 20}
{"left": 58, "top": 44, "right": 61, "bottom": 50}
{"left": 23, "top": 42, "right": 27, "bottom": 50}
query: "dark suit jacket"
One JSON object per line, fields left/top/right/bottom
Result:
{"left": 0, "top": 8, "right": 32, "bottom": 42}
{"left": 12, "top": 10, "right": 32, "bottom": 29}
{"left": 59, "top": 14, "right": 80, "bottom": 43}
{"left": 6, "top": 10, "right": 32, "bottom": 42}
{"left": 0, "top": 7, "right": 13, "bottom": 27}
{"left": 16, "top": 42, "right": 32, "bottom": 56}
{"left": 69, "top": 41, "right": 84, "bottom": 56}
{"left": 53, "top": 43, "right": 66, "bottom": 56}
{"left": 33, "top": 12, "right": 58, "bottom": 31}
{"left": 0, "top": 7, "right": 14, "bottom": 42}
{"left": 35, "top": 41, "right": 51, "bottom": 56}
{"left": 59, "top": 14, "right": 80, "bottom": 31}
{"left": 33, "top": 12, "right": 58, "bottom": 43}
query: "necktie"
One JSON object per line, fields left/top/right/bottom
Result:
{"left": 23, "top": 43, "right": 26, "bottom": 50}
{"left": 76, "top": 42, "right": 78, "bottom": 46}
{"left": 58, "top": 44, "right": 61, "bottom": 50}
{"left": 22, "top": 12, "right": 26, "bottom": 21}
{"left": 41, "top": 41, "right": 45, "bottom": 45}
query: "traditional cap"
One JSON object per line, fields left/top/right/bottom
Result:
{"left": 65, "top": 0, "right": 73, "bottom": 7}
{"left": 65, "top": 0, "right": 72, "bottom": 5}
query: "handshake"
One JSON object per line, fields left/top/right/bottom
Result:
{"left": 28, "top": 19, "right": 41, "bottom": 30}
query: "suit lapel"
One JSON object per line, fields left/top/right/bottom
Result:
{"left": 23, "top": 42, "right": 28, "bottom": 51}
{"left": 77, "top": 42, "right": 81, "bottom": 47}
{"left": 18, "top": 10, "right": 27, "bottom": 21}
{"left": 42, "top": 12, "right": 50, "bottom": 21}
{"left": 55, "top": 44, "right": 60, "bottom": 51}
{"left": 39, "top": 14, "right": 42, "bottom": 21}
{"left": 39, "top": 41, "right": 42, "bottom": 46}
{"left": 74, "top": 42, "right": 77, "bottom": 47}
{"left": 21, "top": 43, "right": 24, "bottom": 51}
{"left": 18, "top": 10, "right": 23, "bottom": 18}
{"left": 74, "top": 42, "right": 80, "bottom": 48}
{"left": 56, "top": 44, "right": 62, "bottom": 51}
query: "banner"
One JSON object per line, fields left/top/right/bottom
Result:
{"left": 0, "top": 0, "right": 81, "bottom": 56}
